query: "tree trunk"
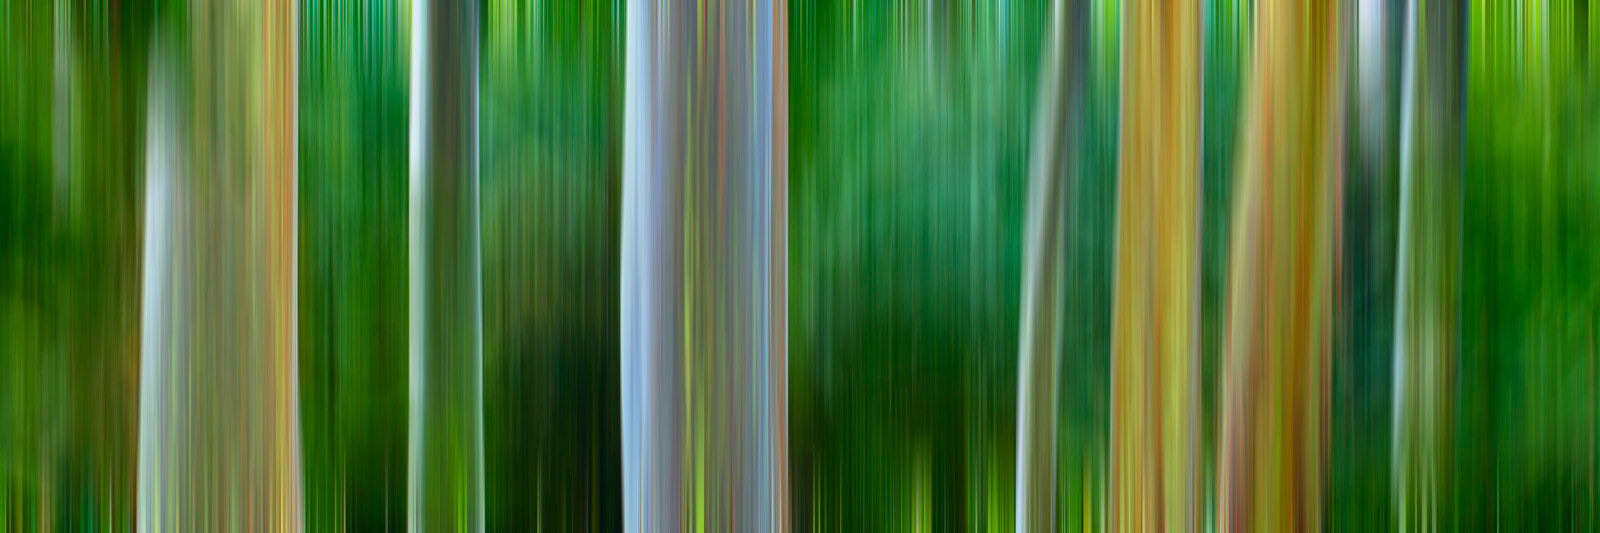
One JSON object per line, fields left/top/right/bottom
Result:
{"left": 136, "top": 2, "right": 303, "bottom": 530}
{"left": 407, "top": 0, "right": 484, "bottom": 530}
{"left": 1012, "top": 0, "right": 1086, "bottom": 530}
{"left": 620, "top": 0, "right": 788, "bottom": 530}
{"left": 1217, "top": 0, "right": 1345, "bottom": 530}
{"left": 1391, "top": 0, "right": 1462, "bottom": 529}
{"left": 1109, "top": 0, "right": 1202, "bottom": 530}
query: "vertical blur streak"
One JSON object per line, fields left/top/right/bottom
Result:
{"left": 297, "top": 0, "right": 411, "bottom": 530}
{"left": 787, "top": 1, "right": 1044, "bottom": 529}
{"left": 407, "top": 0, "right": 484, "bottom": 530}
{"left": 50, "top": 0, "right": 70, "bottom": 218}
{"left": 43, "top": 7, "right": 71, "bottom": 528}
{"left": 1335, "top": 0, "right": 1400, "bottom": 527}
{"left": 6, "top": 1, "right": 150, "bottom": 530}
{"left": 477, "top": 0, "right": 625, "bottom": 529}
{"left": 1391, "top": 0, "right": 1461, "bottom": 529}
{"left": 1225, "top": 0, "right": 1347, "bottom": 528}
{"left": 1461, "top": 1, "right": 1598, "bottom": 529}
{"left": 135, "top": 0, "right": 305, "bottom": 530}
{"left": 619, "top": 0, "right": 656, "bottom": 527}
{"left": 1110, "top": 0, "right": 1201, "bottom": 530}
{"left": 621, "top": 0, "right": 788, "bottom": 530}
{"left": 136, "top": 45, "right": 177, "bottom": 533}
{"left": 1013, "top": 0, "right": 1082, "bottom": 530}
{"left": 1217, "top": 0, "right": 1344, "bottom": 530}
{"left": 772, "top": 2, "right": 792, "bottom": 527}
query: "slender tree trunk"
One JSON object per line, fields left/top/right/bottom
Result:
{"left": 407, "top": 0, "right": 484, "bottom": 531}
{"left": 136, "top": 2, "right": 303, "bottom": 530}
{"left": 620, "top": 0, "right": 788, "bottom": 530}
{"left": 1109, "top": 0, "right": 1202, "bottom": 530}
{"left": 1217, "top": 0, "right": 1345, "bottom": 531}
{"left": 1391, "top": 0, "right": 1462, "bottom": 529}
{"left": 1012, "top": 0, "right": 1085, "bottom": 530}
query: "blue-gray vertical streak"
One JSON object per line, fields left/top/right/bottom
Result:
{"left": 408, "top": 0, "right": 484, "bottom": 530}
{"left": 621, "top": 0, "right": 788, "bottom": 530}
{"left": 1015, "top": 0, "right": 1082, "bottom": 530}
{"left": 137, "top": 46, "right": 180, "bottom": 533}
{"left": 1390, "top": 0, "right": 1417, "bottom": 518}
{"left": 620, "top": 1, "right": 664, "bottom": 530}
{"left": 1392, "top": 0, "right": 1464, "bottom": 528}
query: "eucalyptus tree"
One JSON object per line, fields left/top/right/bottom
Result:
{"left": 1108, "top": 0, "right": 1202, "bottom": 529}
{"left": 1390, "top": 0, "right": 1462, "bottom": 529}
{"left": 1012, "top": 0, "right": 1086, "bottom": 529}
{"left": 136, "top": 1, "right": 303, "bottom": 530}
{"left": 620, "top": 0, "right": 789, "bottom": 530}
{"left": 407, "top": 0, "right": 485, "bottom": 530}
{"left": 1216, "top": 0, "right": 1345, "bottom": 530}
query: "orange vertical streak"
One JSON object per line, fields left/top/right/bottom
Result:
{"left": 1110, "top": 0, "right": 1201, "bottom": 531}
{"left": 1218, "top": 0, "right": 1343, "bottom": 530}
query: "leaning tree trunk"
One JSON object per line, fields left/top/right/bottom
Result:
{"left": 408, "top": 0, "right": 484, "bottom": 531}
{"left": 1217, "top": 0, "right": 1345, "bottom": 530}
{"left": 1108, "top": 0, "right": 1201, "bottom": 530}
{"left": 1390, "top": 0, "right": 1462, "bottom": 529}
{"left": 620, "top": 0, "right": 788, "bottom": 531}
{"left": 1012, "top": 0, "right": 1085, "bottom": 530}
{"left": 136, "top": 1, "right": 303, "bottom": 531}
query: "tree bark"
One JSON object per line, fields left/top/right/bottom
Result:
{"left": 407, "top": 0, "right": 485, "bottom": 531}
{"left": 1390, "top": 0, "right": 1462, "bottom": 529}
{"left": 1109, "top": 0, "right": 1202, "bottom": 530}
{"left": 1012, "top": 0, "right": 1085, "bottom": 530}
{"left": 620, "top": 0, "right": 788, "bottom": 531}
{"left": 1217, "top": 0, "right": 1345, "bottom": 530}
{"left": 136, "top": 2, "right": 303, "bottom": 530}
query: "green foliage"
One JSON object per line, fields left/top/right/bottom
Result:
{"left": 297, "top": 1, "right": 411, "bottom": 530}
{"left": 480, "top": 0, "right": 623, "bottom": 530}
{"left": 789, "top": 0, "right": 1046, "bottom": 529}
{"left": 1, "top": 1, "right": 1595, "bottom": 530}
{"left": 1460, "top": 2, "right": 1600, "bottom": 528}
{"left": 1, "top": 1, "right": 151, "bottom": 529}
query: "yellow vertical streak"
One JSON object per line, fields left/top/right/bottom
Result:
{"left": 137, "top": 0, "right": 303, "bottom": 530}
{"left": 1218, "top": 0, "right": 1343, "bottom": 530}
{"left": 1110, "top": 0, "right": 1201, "bottom": 531}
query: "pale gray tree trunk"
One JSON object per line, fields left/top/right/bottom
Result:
{"left": 621, "top": 0, "right": 788, "bottom": 531}
{"left": 407, "top": 0, "right": 484, "bottom": 531}
{"left": 1012, "top": 0, "right": 1085, "bottom": 530}
{"left": 1391, "top": 0, "right": 1463, "bottom": 529}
